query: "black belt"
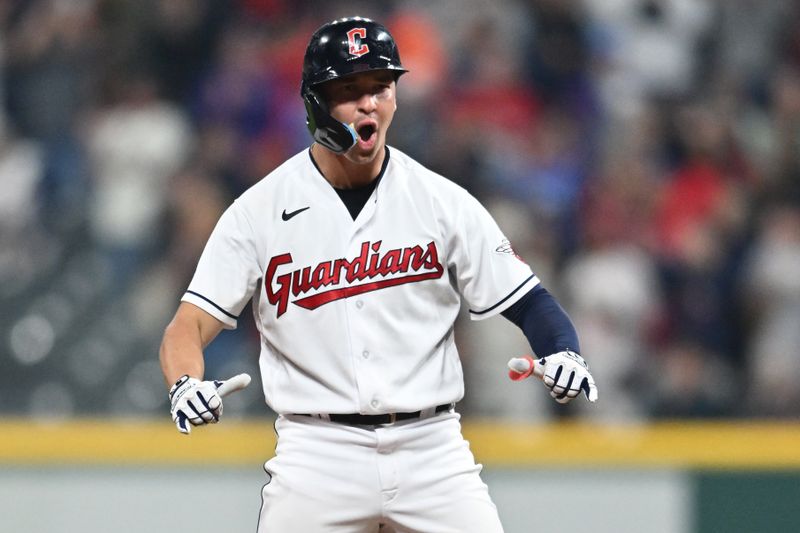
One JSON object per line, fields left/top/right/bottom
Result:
{"left": 298, "top": 403, "right": 454, "bottom": 426}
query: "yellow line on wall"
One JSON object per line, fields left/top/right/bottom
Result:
{"left": 464, "top": 420, "right": 800, "bottom": 469}
{"left": 2, "top": 418, "right": 799, "bottom": 469}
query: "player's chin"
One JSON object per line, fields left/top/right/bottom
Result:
{"left": 347, "top": 136, "right": 384, "bottom": 163}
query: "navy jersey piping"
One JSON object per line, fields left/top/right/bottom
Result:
{"left": 186, "top": 290, "right": 238, "bottom": 320}
{"left": 469, "top": 274, "right": 536, "bottom": 316}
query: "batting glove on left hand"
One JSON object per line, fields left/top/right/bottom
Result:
{"left": 508, "top": 350, "right": 598, "bottom": 404}
{"left": 168, "top": 373, "right": 251, "bottom": 434}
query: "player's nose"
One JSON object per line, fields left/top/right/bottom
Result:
{"left": 356, "top": 91, "right": 378, "bottom": 113}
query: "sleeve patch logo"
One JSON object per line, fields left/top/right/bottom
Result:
{"left": 495, "top": 239, "right": 516, "bottom": 255}
{"left": 495, "top": 239, "right": 525, "bottom": 262}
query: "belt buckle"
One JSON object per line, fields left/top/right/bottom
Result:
{"left": 387, "top": 413, "right": 397, "bottom": 424}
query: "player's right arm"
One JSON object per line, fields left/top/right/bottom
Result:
{"left": 160, "top": 201, "right": 259, "bottom": 433}
{"left": 159, "top": 302, "right": 225, "bottom": 386}
{"left": 160, "top": 302, "right": 249, "bottom": 434}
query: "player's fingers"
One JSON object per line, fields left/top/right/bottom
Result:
{"left": 557, "top": 385, "right": 581, "bottom": 401}
{"left": 551, "top": 391, "right": 573, "bottom": 404}
{"left": 175, "top": 411, "right": 191, "bottom": 434}
{"left": 186, "top": 399, "right": 211, "bottom": 424}
{"left": 550, "top": 382, "right": 578, "bottom": 403}
{"left": 556, "top": 366, "right": 575, "bottom": 388}
{"left": 582, "top": 376, "right": 599, "bottom": 402}
{"left": 543, "top": 365, "right": 562, "bottom": 389}
{"left": 565, "top": 371, "right": 586, "bottom": 399}
{"left": 550, "top": 367, "right": 570, "bottom": 394}
{"left": 196, "top": 391, "right": 220, "bottom": 422}
{"left": 201, "top": 390, "right": 222, "bottom": 411}
{"left": 553, "top": 371, "right": 575, "bottom": 399}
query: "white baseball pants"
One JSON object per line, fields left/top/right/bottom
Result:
{"left": 257, "top": 411, "right": 504, "bottom": 532}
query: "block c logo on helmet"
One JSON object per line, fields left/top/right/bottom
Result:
{"left": 347, "top": 28, "right": 369, "bottom": 57}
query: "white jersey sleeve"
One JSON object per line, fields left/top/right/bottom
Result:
{"left": 181, "top": 201, "right": 262, "bottom": 329}
{"left": 445, "top": 191, "right": 539, "bottom": 321}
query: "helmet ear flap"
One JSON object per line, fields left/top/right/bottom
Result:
{"left": 302, "top": 85, "right": 357, "bottom": 154}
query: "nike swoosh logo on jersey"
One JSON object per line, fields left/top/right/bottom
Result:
{"left": 281, "top": 206, "right": 310, "bottom": 221}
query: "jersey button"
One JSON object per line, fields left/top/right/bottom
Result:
{"left": 362, "top": 350, "right": 370, "bottom": 359}
{"left": 370, "top": 399, "right": 380, "bottom": 409}
{"left": 355, "top": 300, "right": 364, "bottom": 309}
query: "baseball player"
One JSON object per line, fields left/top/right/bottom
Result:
{"left": 159, "top": 16, "right": 598, "bottom": 532}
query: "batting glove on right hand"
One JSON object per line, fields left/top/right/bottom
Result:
{"left": 168, "top": 373, "right": 251, "bottom": 434}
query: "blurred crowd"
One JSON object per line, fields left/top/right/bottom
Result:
{"left": 1, "top": 0, "right": 799, "bottom": 423}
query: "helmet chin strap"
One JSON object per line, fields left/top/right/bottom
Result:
{"left": 303, "top": 88, "right": 357, "bottom": 154}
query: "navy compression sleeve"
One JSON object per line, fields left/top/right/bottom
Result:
{"left": 500, "top": 285, "right": 580, "bottom": 357}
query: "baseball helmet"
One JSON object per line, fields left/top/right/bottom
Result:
{"left": 301, "top": 16, "right": 408, "bottom": 153}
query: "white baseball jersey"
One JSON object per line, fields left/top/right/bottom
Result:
{"left": 182, "top": 146, "right": 539, "bottom": 415}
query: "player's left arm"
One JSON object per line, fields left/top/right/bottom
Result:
{"left": 501, "top": 286, "right": 598, "bottom": 403}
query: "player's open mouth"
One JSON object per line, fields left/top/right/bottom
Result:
{"left": 356, "top": 122, "right": 377, "bottom": 148}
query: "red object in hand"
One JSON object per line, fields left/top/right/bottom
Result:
{"left": 508, "top": 355, "right": 537, "bottom": 381}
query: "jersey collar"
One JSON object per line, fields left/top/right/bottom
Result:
{"left": 308, "top": 146, "right": 391, "bottom": 189}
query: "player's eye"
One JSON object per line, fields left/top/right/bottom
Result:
{"left": 373, "top": 84, "right": 391, "bottom": 97}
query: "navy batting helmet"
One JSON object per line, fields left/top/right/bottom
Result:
{"left": 301, "top": 17, "right": 408, "bottom": 153}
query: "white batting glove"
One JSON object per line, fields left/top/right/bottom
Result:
{"left": 508, "top": 351, "right": 598, "bottom": 404}
{"left": 168, "top": 373, "right": 251, "bottom": 434}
